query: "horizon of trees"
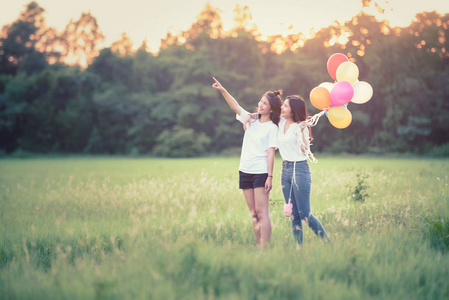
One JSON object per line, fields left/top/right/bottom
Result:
{"left": 1, "top": 1, "right": 448, "bottom": 157}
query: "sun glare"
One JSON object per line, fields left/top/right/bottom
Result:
{"left": 3, "top": 0, "right": 449, "bottom": 57}
{"left": 271, "top": 38, "right": 285, "bottom": 54}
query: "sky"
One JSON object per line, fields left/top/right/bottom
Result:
{"left": 1, "top": 0, "right": 448, "bottom": 53}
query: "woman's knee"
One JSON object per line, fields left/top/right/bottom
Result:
{"left": 255, "top": 208, "right": 268, "bottom": 220}
{"left": 299, "top": 211, "right": 312, "bottom": 222}
{"left": 249, "top": 210, "right": 259, "bottom": 221}
{"left": 291, "top": 213, "right": 301, "bottom": 223}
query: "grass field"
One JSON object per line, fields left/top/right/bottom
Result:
{"left": 1, "top": 156, "right": 448, "bottom": 299}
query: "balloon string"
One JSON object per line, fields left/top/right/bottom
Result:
{"left": 305, "top": 107, "right": 328, "bottom": 127}
{"left": 301, "top": 107, "right": 330, "bottom": 164}
{"left": 305, "top": 147, "right": 318, "bottom": 163}
{"left": 299, "top": 136, "right": 318, "bottom": 164}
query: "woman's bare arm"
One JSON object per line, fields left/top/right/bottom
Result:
{"left": 211, "top": 77, "right": 241, "bottom": 115}
{"left": 265, "top": 147, "right": 275, "bottom": 193}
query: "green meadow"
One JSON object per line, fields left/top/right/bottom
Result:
{"left": 1, "top": 156, "right": 448, "bottom": 299}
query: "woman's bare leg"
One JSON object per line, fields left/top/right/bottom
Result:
{"left": 254, "top": 187, "right": 271, "bottom": 248}
{"left": 242, "top": 189, "right": 261, "bottom": 246}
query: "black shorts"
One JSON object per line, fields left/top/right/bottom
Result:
{"left": 239, "top": 171, "right": 268, "bottom": 189}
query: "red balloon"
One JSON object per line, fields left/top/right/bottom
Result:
{"left": 327, "top": 53, "right": 349, "bottom": 80}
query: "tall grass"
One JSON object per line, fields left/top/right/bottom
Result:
{"left": 1, "top": 156, "right": 448, "bottom": 299}
{"left": 421, "top": 176, "right": 449, "bottom": 252}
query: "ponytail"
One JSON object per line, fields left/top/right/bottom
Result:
{"left": 264, "top": 90, "right": 283, "bottom": 125}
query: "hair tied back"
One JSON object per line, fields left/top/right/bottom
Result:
{"left": 274, "top": 90, "right": 282, "bottom": 96}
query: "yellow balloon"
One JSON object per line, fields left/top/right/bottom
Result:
{"left": 336, "top": 62, "right": 359, "bottom": 84}
{"left": 327, "top": 106, "right": 352, "bottom": 129}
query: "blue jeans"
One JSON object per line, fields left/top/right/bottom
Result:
{"left": 281, "top": 160, "right": 330, "bottom": 245}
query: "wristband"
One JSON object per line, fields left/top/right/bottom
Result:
{"left": 268, "top": 175, "right": 273, "bottom": 178}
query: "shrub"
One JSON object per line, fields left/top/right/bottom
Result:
{"left": 153, "top": 126, "right": 211, "bottom": 158}
{"left": 220, "top": 147, "right": 241, "bottom": 157}
{"left": 422, "top": 177, "right": 449, "bottom": 252}
{"left": 427, "top": 143, "right": 449, "bottom": 157}
{"left": 349, "top": 171, "right": 370, "bottom": 202}
{"left": 10, "top": 148, "right": 34, "bottom": 158}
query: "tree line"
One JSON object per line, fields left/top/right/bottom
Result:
{"left": 1, "top": 1, "right": 448, "bottom": 157}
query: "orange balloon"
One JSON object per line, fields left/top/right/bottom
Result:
{"left": 309, "top": 86, "right": 331, "bottom": 110}
{"left": 327, "top": 106, "right": 352, "bottom": 129}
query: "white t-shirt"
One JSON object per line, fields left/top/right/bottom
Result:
{"left": 278, "top": 117, "right": 309, "bottom": 162}
{"left": 235, "top": 108, "right": 279, "bottom": 174}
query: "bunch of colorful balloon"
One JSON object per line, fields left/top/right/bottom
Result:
{"left": 308, "top": 53, "right": 373, "bottom": 129}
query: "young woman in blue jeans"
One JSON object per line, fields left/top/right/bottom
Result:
{"left": 278, "top": 95, "right": 331, "bottom": 246}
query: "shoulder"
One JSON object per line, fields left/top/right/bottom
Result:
{"left": 268, "top": 122, "right": 278, "bottom": 132}
{"left": 235, "top": 106, "right": 249, "bottom": 122}
{"left": 237, "top": 106, "right": 249, "bottom": 117}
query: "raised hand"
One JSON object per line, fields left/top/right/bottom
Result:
{"left": 211, "top": 77, "right": 225, "bottom": 92}
{"left": 211, "top": 77, "right": 241, "bottom": 115}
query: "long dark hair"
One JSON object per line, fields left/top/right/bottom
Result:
{"left": 286, "top": 95, "right": 313, "bottom": 141}
{"left": 261, "top": 90, "right": 282, "bottom": 125}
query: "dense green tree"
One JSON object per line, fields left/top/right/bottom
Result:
{"left": 88, "top": 48, "right": 135, "bottom": 90}
{"left": 86, "top": 86, "right": 145, "bottom": 153}
{"left": 0, "top": 1, "right": 49, "bottom": 75}
{"left": 0, "top": 67, "right": 96, "bottom": 152}
{"left": 153, "top": 125, "right": 211, "bottom": 157}
{"left": 0, "top": 1, "right": 448, "bottom": 156}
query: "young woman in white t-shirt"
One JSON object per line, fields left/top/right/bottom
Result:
{"left": 212, "top": 77, "right": 281, "bottom": 249}
{"left": 279, "top": 95, "right": 330, "bottom": 246}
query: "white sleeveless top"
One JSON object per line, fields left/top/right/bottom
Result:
{"left": 277, "top": 117, "right": 309, "bottom": 162}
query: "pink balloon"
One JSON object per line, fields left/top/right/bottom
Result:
{"left": 330, "top": 81, "right": 354, "bottom": 106}
{"left": 327, "top": 53, "right": 349, "bottom": 80}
